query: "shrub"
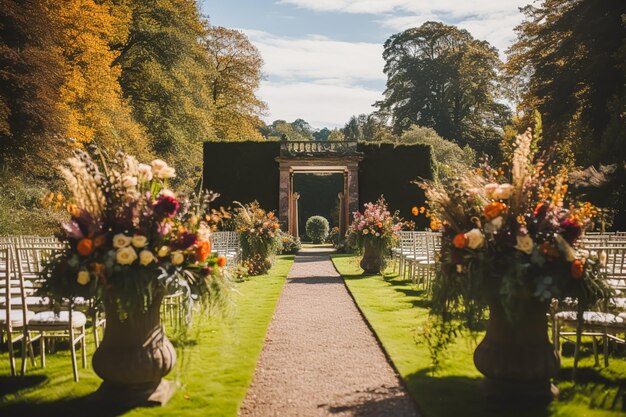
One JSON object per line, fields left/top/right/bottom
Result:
{"left": 278, "top": 231, "right": 301, "bottom": 254}
{"left": 305, "top": 216, "right": 329, "bottom": 243}
{"left": 329, "top": 226, "right": 341, "bottom": 246}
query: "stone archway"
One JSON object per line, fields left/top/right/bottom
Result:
{"left": 277, "top": 140, "right": 362, "bottom": 238}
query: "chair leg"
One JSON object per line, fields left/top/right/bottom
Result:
{"left": 7, "top": 330, "right": 16, "bottom": 377}
{"left": 81, "top": 326, "right": 87, "bottom": 368}
{"left": 40, "top": 332, "right": 46, "bottom": 368}
{"left": 592, "top": 337, "right": 599, "bottom": 366}
{"left": 20, "top": 332, "right": 28, "bottom": 376}
{"left": 69, "top": 327, "right": 79, "bottom": 382}
{"left": 603, "top": 331, "right": 609, "bottom": 368}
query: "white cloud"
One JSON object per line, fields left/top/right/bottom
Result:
{"left": 259, "top": 81, "right": 382, "bottom": 128}
{"left": 243, "top": 29, "right": 385, "bottom": 82}
{"left": 279, "top": 0, "right": 527, "bottom": 53}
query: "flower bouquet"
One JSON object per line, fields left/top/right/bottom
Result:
{"left": 233, "top": 201, "right": 281, "bottom": 275}
{"left": 348, "top": 196, "right": 405, "bottom": 274}
{"left": 420, "top": 128, "right": 612, "bottom": 401}
{"left": 40, "top": 149, "right": 230, "bottom": 406}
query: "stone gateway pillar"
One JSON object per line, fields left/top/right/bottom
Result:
{"left": 276, "top": 141, "right": 362, "bottom": 236}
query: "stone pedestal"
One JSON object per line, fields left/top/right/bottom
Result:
{"left": 92, "top": 294, "right": 176, "bottom": 407}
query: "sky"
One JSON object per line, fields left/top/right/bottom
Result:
{"left": 199, "top": 0, "right": 528, "bottom": 130}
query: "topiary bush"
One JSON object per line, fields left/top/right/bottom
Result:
{"left": 305, "top": 215, "right": 329, "bottom": 243}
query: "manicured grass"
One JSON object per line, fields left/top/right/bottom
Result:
{"left": 332, "top": 254, "right": 626, "bottom": 417}
{"left": 0, "top": 255, "right": 294, "bottom": 417}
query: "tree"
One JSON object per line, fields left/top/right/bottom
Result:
{"left": 312, "top": 127, "right": 331, "bottom": 141}
{"left": 0, "top": 0, "right": 67, "bottom": 168}
{"left": 205, "top": 26, "right": 266, "bottom": 141}
{"left": 262, "top": 119, "right": 314, "bottom": 141}
{"left": 54, "top": 0, "right": 149, "bottom": 159}
{"left": 506, "top": 0, "right": 626, "bottom": 166}
{"left": 112, "top": 0, "right": 214, "bottom": 186}
{"left": 342, "top": 113, "right": 397, "bottom": 142}
{"left": 377, "top": 21, "right": 510, "bottom": 156}
{"left": 400, "top": 125, "right": 475, "bottom": 179}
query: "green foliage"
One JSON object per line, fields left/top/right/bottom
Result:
{"left": 113, "top": 0, "right": 215, "bottom": 189}
{"left": 305, "top": 215, "right": 329, "bottom": 243}
{"left": 399, "top": 125, "right": 475, "bottom": 180}
{"left": 277, "top": 231, "right": 301, "bottom": 255}
{"left": 506, "top": 0, "right": 626, "bottom": 166}
{"left": 377, "top": 21, "right": 510, "bottom": 155}
{"left": 341, "top": 113, "right": 396, "bottom": 142}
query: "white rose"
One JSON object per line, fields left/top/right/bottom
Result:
{"left": 171, "top": 251, "right": 184, "bottom": 266}
{"left": 484, "top": 216, "right": 504, "bottom": 233}
{"left": 139, "top": 250, "right": 156, "bottom": 266}
{"left": 465, "top": 228, "right": 485, "bottom": 249}
{"left": 494, "top": 184, "right": 514, "bottom": 200}
{"left": 113, "top": 233, "right": 132, "bottom": 249}
{"left": 116, "top": 246, "right": 138, "bottom": 265}
{"left": 137, "top": 163, "right": 153, "bottom": 182}
{"left": 157, "top": 246, "right": 170, "bottom": 257}
{"left": 156, "top": 166, "right": 176, "bottom": 179}
{"left": 122, "top": 175, "right": 137, "bottom": 189}
{"left": 77, "top": 270, "right": 90, "bottom": 285}
{"left": 151, "top": 159, "right": 168, "bottom": 172}
{"left": 363, "top": 229, "right": 369, "bottom": 235}
{"left": 131, "top": 235, "right": 148, "bottom": 248}
{"left": 484, "top": 183, "right": 499, "bottom": 199}
{"left": 515, "top": 234, "right": 534, "bottom": 255}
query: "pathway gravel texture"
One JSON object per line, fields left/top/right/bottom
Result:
{"left": 239, "top": 247, "right": 419, "bottom": 417}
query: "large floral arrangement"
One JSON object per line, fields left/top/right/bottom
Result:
{"left": 421, "top": 128, "right": 612, "bottom": 326}
{"left": 348, "top": 196, "right": 405, "bottom": 253}
{"left": 40, "top": 150, "right": 230, "bottom": 319}
{"left": 233, "top": 201, "right": 281, "bottom": 275}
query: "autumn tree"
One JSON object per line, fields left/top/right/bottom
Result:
{"left": 204, "top": 26, "right": 266, "bottom": 141}
{"left": 377, "top": 21, "right": 510, "bottom": 156}
{"left": 112, "top": 0, "right": 215, "bottom": 186}
{"left": 505, "top": 0, "right": 626, "bottom": 166}
{"left": 53, "top": 0, "right": 149, "bottom": 159}
{"left": 0, "top": 0, "right": 66, "bottom": 168}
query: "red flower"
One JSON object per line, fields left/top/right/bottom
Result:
{"left": 76, "top": 239, "right": 94, "bottom": 256}
{"left": 196, "top": 240, "right": 212, "bottom": 262}
{"left": 154, "top": 195, "right": 179, "bottom": 218}
{"left": 559, "top": 218, "right": 582, "bottom": 245}
{"left": 217, "top": 255, "right": 227, "bottom": 267}
{"left": 452, "top": 233, "right": 468, "bottom": 249}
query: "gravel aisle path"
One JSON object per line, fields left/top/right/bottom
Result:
{"left": 239, "top": 247, "right": 419, "bottom": 417}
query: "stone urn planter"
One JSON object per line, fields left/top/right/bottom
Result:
{"left": 473, "top": 300, "right": 560, "bottom": 404}
{"left": 360, "top": 239, "right": 386, "bottom": 274}
{"left": 92, "top": 293, "right": 176, "bottom": 407}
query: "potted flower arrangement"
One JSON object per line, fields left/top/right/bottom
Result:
{"left": 233, "top": 201, "right": 281, "bottom": 275}
{"left": 348, "top": 196, "right": 404, "bottom": 274}
{"left": 420, "top": 128, "right": 611, "bottom": 402}
{"left": 40, "top": 149, "right": 230, "bottom": 406}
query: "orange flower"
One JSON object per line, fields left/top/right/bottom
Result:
{"left": 93, "top": 234, "right": 106, "bottom": 248}
{"left": 483, "top": 202, "right": 507, "bottom": 220}
{"left": 77, "top": 238, "right": 94, "bottom": 256}
{"left": 452, "top": 233, "right": 468, "bottom": 249}
{"left": 217, "top": 255, "right": 227, "bottom": 267}
{"left": 196, "top": 240, "right": 212, "bottom": 262}
{"left": 273, "top": 223, "right": 280, "bottom": 229}
{"left": 571, "top": 259, "right": 584, "bottom": 279}
{"left": 268, "top": 212, "right": 275, "bottom": 219}
{"left": 411, "top": 206, "right": 419, "bottom": 216}
{"left": 376, "top": 222, "right": 383, "bottom": 228}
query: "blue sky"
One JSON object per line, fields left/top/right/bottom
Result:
{"left": 200, "top": 0, "right": 527, "bottom": 129}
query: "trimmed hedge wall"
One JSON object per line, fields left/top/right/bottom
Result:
{"left": 203, "top": 141, "right": 280, "bottom": 212}
{"left": 203, "top": 141, "right": 435, "bottom": 229}
{"left": 294, "top": 173, "right": 343, "bottom": 234}
{"left": 358, "top": 143, "right": 435, "bottom": 228}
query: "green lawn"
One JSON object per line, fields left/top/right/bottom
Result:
{"left": 332, "top": 254, "right": 626, "bottom": 417}
{"left": 0, "top": 255, "right": 294, "bottom": 417}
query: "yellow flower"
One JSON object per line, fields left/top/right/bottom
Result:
{"left": 139, "top": 250, "right": 156, "bottom": 266}
{"left": 131, "top": 235, "right": 148, "bottom": 248}
{"left": 77, "top": 271, "right": 90, "bottom": 285}
{"left": 157, "top": 246, "right": 170, "bottom": 257}
{"left": 116, "top": 247, "right": 137, "bottom": 265}
{"left": 171, "top": 251, "right": 184, "bottom": 266}
{"left": 113, "top": 234, "right": 132, "bottom": 249}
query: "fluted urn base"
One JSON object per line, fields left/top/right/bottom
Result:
{"left": 360, "top": 240, "right": 385, "bottom": 274}
{"left": 473, "top": 301, "right": 560, "bottom": 404}
{"left": 92, "top": 294, "right": 177, "bottom": 407}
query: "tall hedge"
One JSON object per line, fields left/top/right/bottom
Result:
{"left": 357, "top": 143, "right": 435, "bottom": 228}
{"left": 203, "top": 141, "right": 280, "bottom": 211}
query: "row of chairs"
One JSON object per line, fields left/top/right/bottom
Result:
{"left": 211, "top": 231, "right": 241, "bottom": 264}
{"left": 553, "top": 234, "right": 626, "bottom": 369}
{"left": 391, "top": 231, "right": 442, "bottom": 291}
{"left": 0, "top": 236, "right": 91, "bottom": 381}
